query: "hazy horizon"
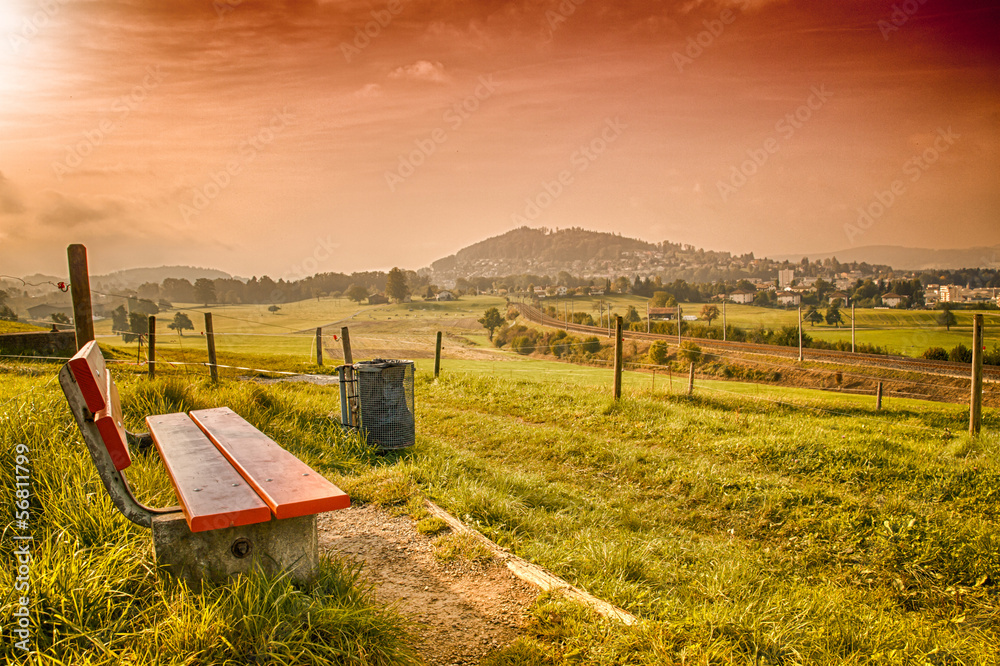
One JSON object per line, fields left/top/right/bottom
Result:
{"left": 1, "top": 0, "right": 997, "bottom": 280}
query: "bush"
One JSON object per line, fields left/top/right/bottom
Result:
{"left": 512, "top": 336, "right": 534, "bottom": 355}
{"left": 949, "top": 344, "right": 972, "bottom": 363}
{"left": 581, "top": 336, "right": 601, "bottom": 355}
{"left": 922, "top": 347, "right": 948, "bottom": 361}
{"left": 678, "top": 341, "right": 702, "bottom": 364}
{"left": 649, "top": 341, "right": 669, "bottom": 365}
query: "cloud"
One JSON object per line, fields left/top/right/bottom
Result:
{"left": 0, "top": 172, "right": 27, "bottom": 215}
{"left": 38, "top": 193, "right": 124, "bottom": 228}
{"left": 354, "top": 83, "right": 384, "bottom": 98}
{"left": 387, "top": 60, "right": 449, "bottom": 84}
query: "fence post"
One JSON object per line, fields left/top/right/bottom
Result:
{"left": 798, "top": 306, "right": 803, "bottom": 362}
{"left": 851, "top": 303, "right": 856, "bottom": 353}
{"left": 316, "top": 327, "right": 323, "bottom": 366}
{"left": 340, "top": 326, "right": 353, "bottom": 364}
{"left": 677, "top": 305, "right": 682, "bottom": 348}
{"left": 434, "top": 331, "right": 442, "bottom": 378}
{"left": 148, "top": 315, "right": 156, "bottom": 379}
{"left": 204, "top": 313, "right": 218, "bottom": 383}
{"left": 970, "top": 313, "right": 983, "bottom": 436}
{"left": 687, "top": 362, "right": 695, "bottom": 395}
{"left": 722, "top": 300, "right": 727, "bottom": 342}
{"left": 67, "top": 244, "right": 95, "bottom": 351}
{"left": 876, "top": 381, "right": 883, "bottom": 411}
{"left": 613, "top": 316, "right": 623, "bottom": 400}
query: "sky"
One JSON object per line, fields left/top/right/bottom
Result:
{"left": 0, "top": 0, "right": 998, "bottom": 280}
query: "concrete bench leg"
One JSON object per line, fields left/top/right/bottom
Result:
{"left": 152, "top": 513, "right": 319, "bottom": 585}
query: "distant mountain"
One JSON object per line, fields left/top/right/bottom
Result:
{"left": 773, "top": 245, "right": 1000, "bottom": 271}
{"left": 92, "top": 265, "right": 234, "bottom": 290}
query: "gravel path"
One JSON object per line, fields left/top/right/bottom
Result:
{"left": 319, "top": 505, "right": 538, "bottom": 666}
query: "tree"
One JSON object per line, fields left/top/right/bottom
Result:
{"left": 268, "top": 305, "right": 281, "bottom": 314}
{"left": 624, "top": 305, "right": 641, "bottom": 324}
{"left": 122, "top": 311, "right": 148, "bottom": 343}
{"left": 168, "top": 312, "right": 194, "bottom": 336}
{"left": 700, "top": 304, "right": 719, "bottom": 326}
{"left": 614, "top": 276, "right": 630, "bottom": 294}
{"left": 194, "top": 278, "right": 216, "bottom": 306}
{"left": 825, "top": 305, "right": 843, "bottom": 328}
{"left": 346, "top": 284, "right": 368, "bottom": 304}
{"left": 386, "top": 267, "right": 410, "bottom": 303}
{"left": 678, "top": 341, "right": 702, "bottom": 364}
{"left": 111, "top": 305, "right": 129, "bottom": 333}
{"left": 937, "top": 304, "right": 957, "bottom": 331}
{"left": 804, "top": 306, "right": 823, "bottom": 326}
{"left": 478, "top": 307, "right": 505, "bottom": 341}
{"left": 649, "top": 341, "right": 669, "bottom": 365}
{"left": 0, "top": 305, "right": 16, "bottom": 322}
{"left": 582, "top": 336, "right": 601, "bottom": 355}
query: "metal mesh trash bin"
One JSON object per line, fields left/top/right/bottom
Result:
{"left": 346, "top": 359, "right": 414, "bottom": 450}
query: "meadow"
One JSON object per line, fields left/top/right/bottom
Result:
{"left": 2, "top": 337, "right": 998, "bottom": 664}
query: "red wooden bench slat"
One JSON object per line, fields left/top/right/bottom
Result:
{"left": 94, "top": 370, "right": 131, "bottom": 470}
{"left": 146, "top": 412, "right": 272, "bottom": 533}
{"left": 190, "top": 407, "right": 350, "bottom": 520}
{"left": 68, "top": 340, "right": 108, "bottom": 414}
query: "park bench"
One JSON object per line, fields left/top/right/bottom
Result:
{"left": 59, "top": 340, "right": 350, "bottom": 584}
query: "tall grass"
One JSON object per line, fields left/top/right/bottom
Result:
{"left": 414, "top": 373, "right": 1000, "bottom": 665}
{"left": 0, "top": 361, "right": 417, "bottom": 665}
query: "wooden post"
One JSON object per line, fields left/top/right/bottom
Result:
{"left": 204, "top": 312, "right": 218, "bottom": 383}
{"left": 798, "top": 306, "right": 803, "bottom": 362}
{"left": 646, "top": 302, "right": 650, "bottom": 334}
{"left": 434, "top": 331, "right": 442, "bottom": 378}
{"left": 875, "top": 381, "right": 883, "bottom": 410}
{"left": 687, "top": 361, "right": 695, "bottom": 395}
{"left": 613, "top": 316, "right": 623, "bottom": 400}
{"left": 667, "top": 366, "right": 672, "bottom": 393}
{"left": 340, "top": 326, "right": 353, "bottom": 364}
{"left": 970, "top": 313, "right": 983, "bottom": 436}
{"left": 148, "top": 315, "right": 156, "bottom": 379}
{"left": 315, "top": 327, "right": 323, "bottom": 366}
{"left": 677, "top": 305, "right": 682, "bottom": 348}
{"left": 67, "top": 244, "right": 95, "bottom": 351}
{"left": 722, "top": 299, "right": 727, "bottom": 342}
{"left": 851, "top": 303, "right": 856, "bottom": 353}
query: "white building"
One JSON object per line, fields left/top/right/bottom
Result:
{"left": 778, "top": 269, "right": 795, "bottom": 288}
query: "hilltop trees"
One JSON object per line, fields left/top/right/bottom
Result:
{"left": 194, "top": 278, "right": 216, "bottom": 306}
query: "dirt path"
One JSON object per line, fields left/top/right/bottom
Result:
{"left": 318, "top": 505, "right": 538, "bottom": 666}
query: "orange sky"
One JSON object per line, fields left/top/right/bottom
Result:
{"left": 1, "top": 0, "right": 998, "bottom": 279}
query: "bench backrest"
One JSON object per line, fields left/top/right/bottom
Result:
{"left": 66, "top": 341, "right": 131, "bottom": 470}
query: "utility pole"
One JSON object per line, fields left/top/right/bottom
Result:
{"left": 970, "top": 314, "right": 983, "bottom": 436}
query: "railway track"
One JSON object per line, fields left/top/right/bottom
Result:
{"left": 512, "top": 303, "right": 999, "bottom": 381}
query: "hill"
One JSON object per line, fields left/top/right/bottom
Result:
{"left": 774, "top": 245, "right": 1000, "bottom": 270}
{"left": 92, "top": 265, "right": 234, "bottom": 291}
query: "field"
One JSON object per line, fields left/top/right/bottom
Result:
{"left": 531, "top": 295, "right": 995, "bottom": 357}
{"left": 3, "top": 346, "right": 997, "bottom": 664}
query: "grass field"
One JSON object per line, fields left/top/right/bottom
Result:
{"left": 404, "top": 373, "right": 1000, "bottom": 664}
{"left": 529, "top": 295, "right": 997, "bottom": 357}
{"left": 2, "top": 345, "right": 998, "bottom": 663}
{"left": 0, "top": 320, "right": 46, "bottom": 334}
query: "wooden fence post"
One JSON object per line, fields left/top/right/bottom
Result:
{"left": 876, "top": 381, "right": 883, "bottom": 411}
{"left": 204, "top": 312, "right": 218, "bottom": 383}
{"left": 341, "top": 326, "right": 353, "bottom": 364}
{"left": 148, "top": 315, "right": 156, "bottom": 379}
{"left": 798, "top": 306, "right": 803, "bottom": 362}
{"left": 970, "top": 313, "right": 983, "bottom": 436}
{"left": 67, "top": 244, "right": 95, "bottom": 351}
{"left": 687, "top": 362, "right": 695, "bottom": 395}
{"left": 434, "top": 331, "right": 443, "bottom": 378}
{"left": 315, "top": 327, "right": 323, "bottom": 366}
{"left": 613, "top": 316, "right": 623, "bottom": 400}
